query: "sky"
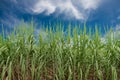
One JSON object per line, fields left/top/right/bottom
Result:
{"left": 0, "top": 0, "right": 120, "bottom": 33}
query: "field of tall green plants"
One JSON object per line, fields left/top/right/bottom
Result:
{"left": 0, "top": 23, "right": 120, "bottom": 80}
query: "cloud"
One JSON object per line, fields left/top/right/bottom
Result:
{"left": 30, "top": 0, "right": 83, "bottom": 20}
{"left": 30, "top": 0, "right": 102, "bottom": 20}
{"left": 79, "top": 0, "right": 101, "bottom": 10}
{"left": 31, "top": 0, "right": 56, "bottom": 15}
{"left": 103, "top": 24, "right": 120, "bottom": 41}
{"left": 0, "top": 14, "right": 20, "bottom": 28}
{"left": 115, "top": 24, "right": 120, "bottom": 30}
{"left": 115, "top": 25, "right": 120, "bottom": 38}
{"left": 0, "top": 0, "right": 104, "bottom": 28}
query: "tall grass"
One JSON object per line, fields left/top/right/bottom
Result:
{"left": 0, "top": 22, "right": 120, "bottom": 80}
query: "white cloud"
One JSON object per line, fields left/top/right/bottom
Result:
{"left": 103, "top": 24, "right": 120, "bottom": 41}
{"left": 57, "top": 1, "right": 84, "bottom": 19}
{"left": 115, "top": 24, "right": 120, "bottom": 30}
{"left": 31, "top": 0, "right": 56, "bottom": 15}
{"left": 30, "top": 0, "right": 102, "bottom": 20}
{"left": 113, "top": 25, "right": 120, "bottom": 40}
{"left": 1, "top": 14, "right": 20, "bottom": 28}
{"left": 30, "top": 0, "right": 84, "bottom": 20}
{"left": 79, "top": 0, "right": 101, "bottom": 10}
{"left": 1, "top": 0, "right": 103, "bottom": 25}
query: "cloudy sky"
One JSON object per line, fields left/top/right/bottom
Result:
{"left": 0, "top": 0, "right": 120, "bottom": 31}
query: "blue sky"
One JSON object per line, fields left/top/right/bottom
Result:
{"left": 0, "top": 0, "right": 120, "bottom": 32}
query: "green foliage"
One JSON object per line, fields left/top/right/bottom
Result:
{"left": 0, "top": 22, "right": 120, "bottom": 80}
